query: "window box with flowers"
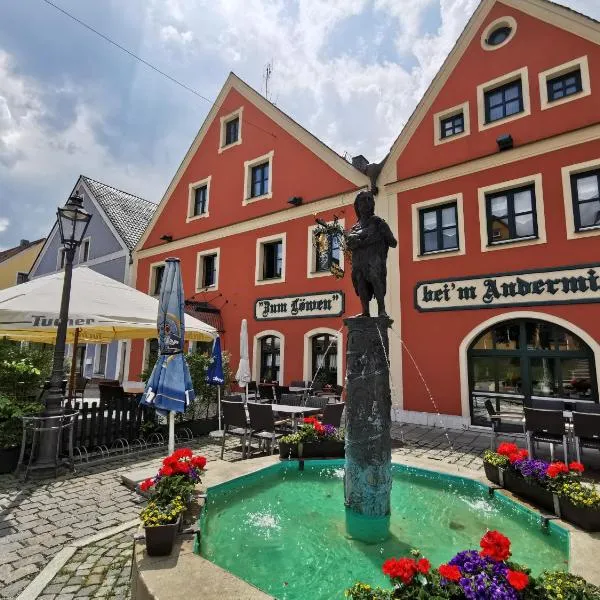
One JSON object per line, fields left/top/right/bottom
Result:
{"left": 140, "top": 496, "right": 185, "bottom": 556}
{"left": 279, "top": 417, "right": 344, "bottom": 459}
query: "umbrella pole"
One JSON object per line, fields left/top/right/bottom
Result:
{"left": 67, "top": 327, "right": 80, "bottom": 404}
{"left": 168, "top": 411, "right": 175, "bottom": 455}
{"left": 217, "top": 386, "right": 221, "bottom": 431}
{"left": 245, "top": 383, "right": 249, "bottom": 405}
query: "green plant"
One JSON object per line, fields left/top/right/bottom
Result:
{"left": 483, "top": 449, "right": 509, "bottom": 468}
{"left": 140, "top": 496, "right": 185, "bottom": 527}
{"left": 0, "top": 340, "right": 53, "bottom": 399}
{"left": 345, "top": 583, "right": 393, "bottom": 600}
{"left": 280, "top": 418, "right": 343, "bottom": 445}
{"left": 552, "top": 480, "right": 600, "bottom": 510}
{"left": 0, "top": 394, "right": 43, "bottom": 448}
{"left": 534, "top": 571, "right": 600, "bottom": 600}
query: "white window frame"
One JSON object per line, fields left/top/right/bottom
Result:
{"left": 539, "top": 56, "right": 591, "bottom": 111}
{"left": 243, "top": 151, "right": 274, "bottom": 205}
{"left": 303, "top": 328, "right": 343, "bottom": 386}
{"left": 411, "top": 194, "right": 466, "bottom": 261}
{"left": 477, "top": 173, "right": 546, "bottom": 252}
{"left": 433, "top": 102, "right": 470, "bottom": 146}
{"left": 480, "top": 16, "right": 518, "bottom": 52}
{"left": 195, "top": 247, "right": 220, "bottom": 292}
{"left": 187, "top": 176, "right": 211, "bottom": 222}
{"left": 252, "top": 329, "right": 285, "bottom": 385}
{"left": 218, "top": 107, "right": 243, "bottom": 153}
{"left": 79, "top": 237, "right": 91, "bottom": 263}
{"left": 306, "top": 218, "right": 345, "bottom": 278}
{"left": 148, "top": 261, "right": 165, "bottom": 296}
{"left": 477, "top": 67, "right": 531, "bottom": 131}
{"left": 255, "top": 232, "right": 286, "bottom": 285}
{"left": 561, "top": 157, "right": 600, "bottom": 240}
{"left": 93, "top": 343, "right": 108, "bottom": 375}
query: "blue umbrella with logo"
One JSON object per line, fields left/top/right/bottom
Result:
{"left": 206, "top": 336, "right": 225, "bottom": 434}
{"left": 141, "top": 258, "right": 195, "bottom": 454}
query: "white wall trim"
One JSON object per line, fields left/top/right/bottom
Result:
{"left": 254, "top": 232, "right": 286, "bottom": 286}
{"left": 82, "top": 249, "right": 126, "bottom": 267}
{"left": 302, "top": 327, "right": 343, "bottom": 386}
{"left": 148, "top": 260, "right": 165, "bottom": 296}
{"left": 243, "top": 151, "right": 274, "bottom": 205}
{"left": 306, "top": 219, "right": 345, "bottom": 278}
{"left": 79, "top": 237, "right": 91, "bottom": 264}
{"left": 252, "top": 329, "right": 285, "bottom": 385}
{"left": 458, "top": 311, "right": 600, "bottom": 423}
{"left": 195, "top": 247, "right": 220, "bottom": 292}
{"left": 480, "top": 15, "right": 518, "bottom": 51}
{"left": 539, "top": 55, "right": 591, "bottom": 110}
{"left": 433, "top": 102, "right": 470, "bottom": 146}
{"left": 186, "top": 175, "right": 212, "bottom": 222}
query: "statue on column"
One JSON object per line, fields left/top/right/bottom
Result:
{"left": 345, "top": 191, "right": 397, "bottom": 317}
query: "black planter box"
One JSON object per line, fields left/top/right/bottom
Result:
{"left": 279, "top": 439, "right": 345, "bottom": 459}
{"left": 0, "top": 447, "right": 19, "bottom": 475}
{"left": 483, "top": 462, "right": 502, "bottom": 486}
{"left": 558, "top": 498, "right": 600, "bottom": 532}
{"left": 145, "top": 517, "right": 180, "bottom": 556}
{"left": 503, "top": 469, "right": 555, "bottom": 513}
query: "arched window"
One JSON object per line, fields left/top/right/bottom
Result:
{"left": 311, "top": 333, "right": 338, "bottom": 386}
{"left": 468, "top": 319, "right": 596, "bottom": 425}
{"left": 259, "top": 335, "right": 280, "bottom": 383}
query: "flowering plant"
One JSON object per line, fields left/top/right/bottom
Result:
{"left": 138, "top": 448, "right": 206, "bottom": 506}
{"left": 140, "top": 496, "right": 185, "bottom": 527}
{"left": 280, "top": 417, "right": 342, "bottom": 445}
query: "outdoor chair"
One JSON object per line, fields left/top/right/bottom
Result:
{"left": 290, "top": 380, "right": 307, "bottom": 388}
{"left": 247, "top": 402, "right": 283, "bottom": 456}
{"left": 575, "top": 401, "right": 600, "bottom": 414}
{"left": 98, "top": 383, "right": 124, "bottom": 405}
{"left": 523, "top": 407, "right": 568, "bottom": 462}
{"left": 220, "top": 400, "right": 250, "bottom": 459}
{"left": 74, "top": 376, "right": 89, "bottom": 400}
{"left": 322, "top": 403, "right": 345, "bottom": 428}
{"left": 307, "top": 395, "right": 329, "bottom": 410}
{"left": 258, "top": 384, "right": 277, "bottom": 403}
{"left": 280, "top": 393, "right": 303, "bottom": 407}
{"left": 484, "top": 399, "right": 524, "bottom": 450}
{"left": 246, "top": 381, "right": 259, "bottom": 401}
{"left": 224, "top": 394, "right": 244, "bottom": 402}
{"left": 572, "top": 411, "right": 600, "bottom": 463}
{"left": 275, "top": 385, "right": 290, "bottom": 402}
{"left": 530, "top": 398, "right": 565, "bottom": 411}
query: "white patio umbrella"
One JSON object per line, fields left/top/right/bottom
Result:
{"left": 234, "top": 318, "right": 252, "bottom": 401}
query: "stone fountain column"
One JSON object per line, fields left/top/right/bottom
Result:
{"left": 344, "top": 315, "right": 392, "bottom": 543}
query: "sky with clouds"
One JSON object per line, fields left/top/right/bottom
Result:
{"left": 1, "top": 0, "right": 599, "bottom": 250}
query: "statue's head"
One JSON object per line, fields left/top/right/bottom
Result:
{"left": 354, "top": 191, "right": 375, "bottom": 220}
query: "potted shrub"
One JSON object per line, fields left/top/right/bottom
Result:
{"left": 482, "top": 449, "right": 508, "bottom": 485}
{"left": 552, "top": 475, "right": 600, "bottom": 532}
{"left": 279, "top": 417, "right": 344, "bottom": 459}
{"left": 140, "top": 496, "right": 185, "bottom": 556}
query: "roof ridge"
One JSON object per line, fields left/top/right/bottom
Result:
{"left": 81, "top": 175, "right": 157, "bottom": 206}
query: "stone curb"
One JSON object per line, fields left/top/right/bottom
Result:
{"left": 16, "top": 519, "right": 138, "bottom": 600}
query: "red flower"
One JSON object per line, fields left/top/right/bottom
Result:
{"left": 568, "top": 461, "right": 585, "bottom": 473}
{"left": 192, "top": 456, "right": 207, "bottom": 470}
{"left": 416, "top": 558, "right": 430, "bottom": 574}
{"left": 173, "top": 448, "right": 193, "bottom": 460}
{"left": 438, "top": 564, "right": 461, "bottom": 582}
{"left": 303, "top": 417, "right": 319, "bottom": 425}
{"left": 139, "top": 478, "right": 154, "bottom": 492}
{"left": 480, "top": 530, "right": 511, "bottom": 561}
{"left": 163, "top": 455, "right": 178, "bottom": 467}
{"left": 174, "top": 460, "right": 190, "bottom": 474}
{"left": 159, "top": 464, "right": 174, "bottom": 477}
{"left": 546, "top": 462, "right": 569, "bottom": 478}
{"left": 508, "top": 449, "right": 528, "bottom": 464}
{"left": 382, "top": 558, "right": 417, "bottom": 585}
{"left": 497, "top": 442, "right": 519, "bottom": 457}
{"left": 506, "top": 570, "right": 529, "bottom": 591}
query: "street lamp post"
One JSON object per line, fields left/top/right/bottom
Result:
{"left": 37, "top": 192, "right": 92, "bottom": 466}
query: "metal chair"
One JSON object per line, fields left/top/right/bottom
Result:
{"left": 224, "top": 394, "right": 244, "bottom": 402}
{"left": 322, "top": 403, "right": 345, "bottom": 428}
{"left": 280, "top": 393, "right": 303, "bottom": 407}
{"left": 572, "top": 411, "right": 600, "bottom": 463}
{"left": 247, "top": 402, "right": 283, "bottom": 455}
{"left": 524, "top": 407, "right": 568, "bottom": 462}
{"left": 220, "top": 400, "right": 250, "bottom": 459}
{"left": 74, "top": 376, "right": 89, "bottom": 400}
{"left": 306, "top": 395, "right": 329, "bottom": 410}
{"left": 531, "top": 398, "right": 565, "bottom": 411}
{"left": 575, "top": 401, "right": 600, "bottom": 414}
{"left": 484, "top": 399, "right": 524, "bottom": 450}
{"left": 246, "top": 381, "right": 259, "bottom": 401}
{"left": 258, "top": 384, "right": 277, "bottom": 403}
{"left": 290, "top": 380, "right": 307, "bottom": 388}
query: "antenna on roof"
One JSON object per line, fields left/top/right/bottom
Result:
{"left": 263, "top": 60, "right": 273, "bottom": 101}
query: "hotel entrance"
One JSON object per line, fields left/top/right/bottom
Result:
{"left": 468, "top": 318, "right": 597, "bottom": 426}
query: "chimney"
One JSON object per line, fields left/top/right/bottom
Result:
{"left": 19, "top": 239, "right": 29, "bottom": 247}
{"left": 351, "top": 155, "right": 369, "bottom": 173}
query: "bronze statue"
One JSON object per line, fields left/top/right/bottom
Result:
{"left": 346, "top": 191, "right": 397, "bottom": 317}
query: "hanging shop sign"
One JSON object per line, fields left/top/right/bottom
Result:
{"left": 255, "top": 291, "right": 344, "bottom": 320}
{"left": 415, "top": 264, "right": 600, "bottom": 312}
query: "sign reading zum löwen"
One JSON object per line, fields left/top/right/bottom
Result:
{"left": 415, "top": 264, "right": 600, "bottom": 312}
{"left": 255, "top": 291, "right": 344, "bottom": 320}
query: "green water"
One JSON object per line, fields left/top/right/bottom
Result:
{"left": 199, "top": 461, "right": 568, "bottom": 600}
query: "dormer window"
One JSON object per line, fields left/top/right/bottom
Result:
{"left": 219, "top": 107, "right": 243, "bottom": 152}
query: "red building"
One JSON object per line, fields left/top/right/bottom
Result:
{"left": 128, "top": 74, "right": 370, "bottom": 388}
{"left": 380, "top": 0, "right": 600, "bottom": 428}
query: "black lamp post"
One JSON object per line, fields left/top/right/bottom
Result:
{"left": 37, "top": 192, "right": 92, "bottom": 465}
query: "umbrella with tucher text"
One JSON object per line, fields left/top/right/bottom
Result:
{"left": 206, "top": 336, "right": 225, "bottom": 435}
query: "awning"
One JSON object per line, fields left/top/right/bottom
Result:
{"left": 185, "top": 301, "right": 224, "bottom": 334}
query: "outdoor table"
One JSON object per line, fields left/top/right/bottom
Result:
{"left": 122, "top": 381, "right": 145, "bottom": 395}
{"left": 270, "top": 404, "right": 321, "bottom": 431}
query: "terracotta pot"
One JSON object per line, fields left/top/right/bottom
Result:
{"left": 279, "top": 439, "right": 345, "bottom": 459}
{"left": 483, "top": 462, "right": 501, "bottom": 486}
{"left": 503, "top": 469, "right": 555, "bottom": 513}
{"left": 144, "top": 516, "right": 180, "bottom": 556}
{"left": 558, "top": 498, "right": 600, "bottom": 532}
{"left": 0, "top": 447, "right": 19, "bottom": 475}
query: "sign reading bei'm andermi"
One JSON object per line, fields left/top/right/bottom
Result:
{"left": 415, "top": 264, "right": 600, "bottom": 312}
{"left": 255, "top": 291, "right": 344, "bottom": 320}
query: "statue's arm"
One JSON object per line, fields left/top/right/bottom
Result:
{"left": 380, "top": 220, "right": 398, "bottom": 248}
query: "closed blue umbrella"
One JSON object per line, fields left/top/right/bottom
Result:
{"left": 141, "top": 258, "right": 195, "bottom": 453}
{"left": 206, "top": 336, "right": 225, "bottom": 433}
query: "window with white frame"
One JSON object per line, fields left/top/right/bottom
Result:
{"left": 187, "top": 176, "right": 211, "bottom": 221}
{"left": 149, "top": 263, "right": 165, "bottom": 295}
{"left": 307, "top": 220, "right": 344, "bottom": 278}
{"left": 195, "top": 248, "right": 220, "bottom": 291}
{"left": 94, "top": 343, "right": 108, "bottom": 375}
{"left": 16, "top": 272, "right": 28, "bottom": 285}
{"left": 539, "top": 56, "right": 591, "bottom": 110}
{"left": 219, "top": 107, "right": 243, "bottom": 152}
{"left": 243, "top": 151, "right": 274, "bottom": 204}
{"left": 80, "top": 238, "right": 90, "bottom": 263}
{"left": 255, "top": 233, "right": 286, "bottom": 285}
{"left": 561, "top": 159, "right": 600, "bottom": 239}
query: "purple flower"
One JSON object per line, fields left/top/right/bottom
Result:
{"left": 513, "top": 458, "right": 549, "bottom": 484}
{"left": 323, "top": 424, "right": 337, "bottom": 437}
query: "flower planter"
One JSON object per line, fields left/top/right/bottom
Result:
{"left": 144, "top": 516, "right": 181, "bottom": 556}
{"left": 279, "top": 439, "right": 345, "bottom": 459}
{"left": 483, "top": 462, "right": 502, "bottom": 486}
{"left": 503, "top": 469, "right": 555, "bottom": 513}
{"left": 558, "top": 498, "right": 600, "bottom": 532}
{"left": 0, "top": 446, "right": 19, "bottom": 474}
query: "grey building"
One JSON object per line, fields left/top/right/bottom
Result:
{"left": 29, "top": 175, "right": 156, "bottom": 381}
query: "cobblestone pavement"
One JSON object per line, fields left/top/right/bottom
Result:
{"left": 2, "top": 422, "right": 597, "bottom": 599}
{"left": 38, "top": 528, "right": 135, "bottom": 600}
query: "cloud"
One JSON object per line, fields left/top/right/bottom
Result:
{"left": 0, "top": 218, "right": 9, "bottom": 233}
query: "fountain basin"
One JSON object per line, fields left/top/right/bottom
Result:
{"left": 197, "top": 460, "right": 569, "bottom": 600}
